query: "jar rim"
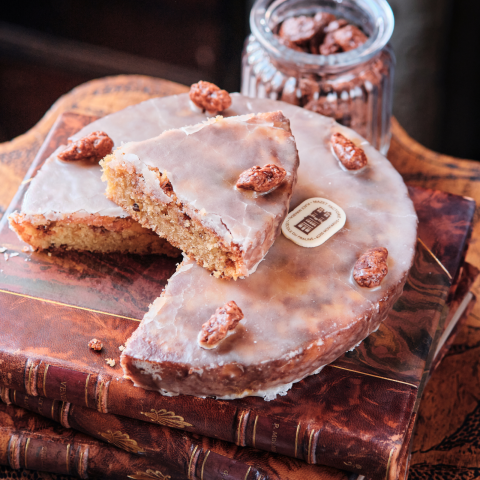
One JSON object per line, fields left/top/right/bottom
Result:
{"left": 249, "top": 0, "right": 394, "bottom": 73}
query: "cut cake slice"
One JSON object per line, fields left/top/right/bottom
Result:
{"left": 9, "top": 88, "right": 238, "bottom": 257}
{"left": 101, "top": 112, "right": 300, "bottom": 279}
{"left": 8, "top": 146, "right": 179, "bottom": 256}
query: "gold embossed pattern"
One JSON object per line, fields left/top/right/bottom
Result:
{"left": 99, "top": 430, "right": 145, "bottom": 454}
{"left": 141, "top": 409, "right": 193, "bottom": 429}
{"left": 128, "top": 470, "right": 171, "bottom": 480}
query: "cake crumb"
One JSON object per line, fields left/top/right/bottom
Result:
{"left": 105, "top": 358, "right": 116, "bottom": 367}
{"left": 4, "top": 253, "right": 8, "bottom": 261}
{"left": 22, "top": 246, "right": 30, "bottom": 253}
{"left": 88, "top": 338, "right": 103, "bottom": 351}
{"left": 9, "top": 253, "right": 19, "bottom": 258}
{"left": 119, "top": 345, "right": 125, "bottom": 352}
{"left": 47, "top": 252, "right": 52, "bottom": 257}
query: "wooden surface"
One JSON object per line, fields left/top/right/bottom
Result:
{"left": 0, "top": 74, "right": 479, "bottom": 480}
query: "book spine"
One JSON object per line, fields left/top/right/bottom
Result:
{"left": 0, "top": 350, "right": 311, "bottom": 461}
{"left": 0, "top": 425, "right": 187, "bottom": 479}
{"left": 1, "top": 387, "right": 267, "bottom": 480}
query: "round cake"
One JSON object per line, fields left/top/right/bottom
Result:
{"left": 68, "top": 92, "right": 418, "bottom": 399}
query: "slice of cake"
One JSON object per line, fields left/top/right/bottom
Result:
{"left": 9, "top": 84, "right": 235, "bottom": 256}
{"left": 119, "top": 94, "right": 418, "bottom": 399}
{"left": 8, "top": 145, "right": 179, "bottom": 256}
{"left": 9, "top": 92, "right": 299, "bottom": 266}
{"left": 101, "top": 112, "right": 300, "bottom": 279}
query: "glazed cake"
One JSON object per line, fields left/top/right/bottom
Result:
{"left": 10, "top": 90, "right": 417, "bottom": 399}
{"left": 101, "top": 112, "right": 300, "bottom": 279}
{"left": 113, "top": 94, "right": 418, "bottom": 399}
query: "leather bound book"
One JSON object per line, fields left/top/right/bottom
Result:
{"left": 0, "top": 400, "right": 186, "bottom": 479}
{"left": 407, "top": 185, "right": 476, "bottom": 287}
{"left": 0, "top": 388, "right": 359, "bottom": 480}
{"left": 429, "top": 262, "right": 479, "bottom": 375}
{"left": 386, "top": 265, "right": 478, "bottom": 480}
{"left": 0, "top": 112, "right": 476, "bottom": 480}
{"left": 0, "top": 281, "right": 474, "bottom": 480}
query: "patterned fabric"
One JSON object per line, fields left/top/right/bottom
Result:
{"left": 409, "top": 464, "right": 480, "bottom": 480}
{"left": 410, "top": 314, "right": 480, "bottom": 478}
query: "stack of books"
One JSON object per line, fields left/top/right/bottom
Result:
{"left": 0, "top": 113, "right": 477, "bottom": 480}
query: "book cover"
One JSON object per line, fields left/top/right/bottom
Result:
{"left": 0, "top": 112, "right": 475, "bottom": 480}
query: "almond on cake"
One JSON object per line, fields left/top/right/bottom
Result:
{"left": 101, "top": 111, "right": 300, "bottom": 279}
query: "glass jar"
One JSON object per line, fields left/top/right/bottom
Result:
{"left": 242, "top": 0, "right": 395, "bottom": 154}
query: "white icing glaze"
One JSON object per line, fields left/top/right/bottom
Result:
{"left": 109, "top": 112, "right": 299, "bottom": 272}
{"left": 119, "top": 93, "right": 418, "bottom": 399}
{"left": 20, "top": 147, "right": 127, "bottom": 221}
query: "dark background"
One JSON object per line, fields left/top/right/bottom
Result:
{"left": 0, "top": 0, "right": 479, "bottom": 160}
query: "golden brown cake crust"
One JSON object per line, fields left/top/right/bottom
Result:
{"left": 121, "top": 283, "right": 401, "bottom": 399}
